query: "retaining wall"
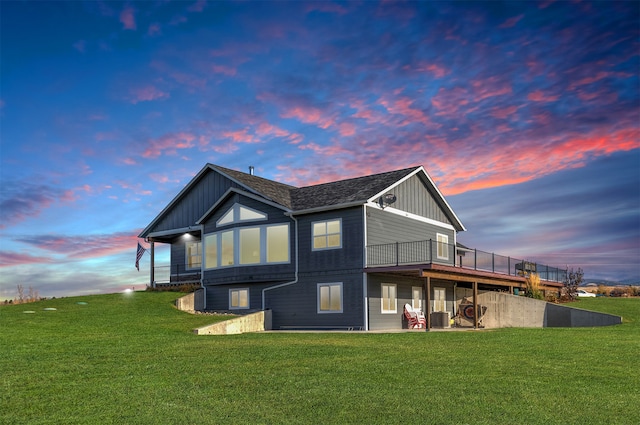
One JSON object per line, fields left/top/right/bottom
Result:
{"left": 175, "top": 289, "right": 204, "bottom": 312}
{"left": 477, "top": 292, "right": 622, "bottom": 328}
{"left": 194, "top": 310, "right": 272, "bottom": 335}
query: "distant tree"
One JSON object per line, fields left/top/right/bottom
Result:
{"left": 16, "top": 284, "right": 25, "bottom": 304}
{"left": 27, "top": 286, "right": 39, "bottom": 303}
{"left": 563, "top": 267, "right": 584, "bottom": 301}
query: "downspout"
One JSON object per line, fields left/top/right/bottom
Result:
{"left": 262, "top": 213, "right": 299, "bottom": 311}
{"left": 199, "top": 224, "right": 206, "bottom": 310}
{"left": 362, "top": 205, "right": 369, "bottom": 331}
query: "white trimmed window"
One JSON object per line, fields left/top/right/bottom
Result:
{"left": 381, "top": 283, "right": 397, "bottom": 314}
{"left": 412, "top": 286, "right": 422, "bottom": 311}
{"left": 185, "top": 241, "right": 201, "bottom": 270}
{"left": 437, "top": 233, "right": 449, "bottom": 260}
{"left": 318, "top": 283, "right": 343, "bottom": 313}
{"left": 229, "top": 288, "right": 249, "bottom": 310}
{"left": 312, "top": 219, "right": 341, "bottom": 250}
{"left": 204, "top": 224, "right": 290, "bottom": 269}
{"left": 204, "top": 234, "right": 218, "bottom": 269}
{"left": 217, "top": 204, "right": 267, "bottom": 227}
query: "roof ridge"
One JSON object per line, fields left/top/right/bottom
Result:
{"left": 296, "top": 166, "right": 421, "bottom": 190}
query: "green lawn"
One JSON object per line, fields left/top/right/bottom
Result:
{"left": 1, "top": 292, "right": 638, "bottom": 424}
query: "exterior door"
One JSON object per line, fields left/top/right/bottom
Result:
{"left": 433, "top": 287, "right": 446, "bottom": 312}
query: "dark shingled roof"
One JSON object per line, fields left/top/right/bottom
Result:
{"left": 290, "top": 167, "right": 420, "bottom": 210}
{"left": 213, "top": 165, "right": 421, "bottom": 212}
{"left": 211, "top": 165, "right": 296, "bottom": 209}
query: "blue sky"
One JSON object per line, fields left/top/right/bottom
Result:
{"left": 1, "top": 1, "right": 638, "bottom": 299}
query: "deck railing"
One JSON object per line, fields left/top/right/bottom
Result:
{"left": 153, "top": 264, "right": 201, "bottom": 286}
{"left": 366, "top": 240, "right": 567, "bottom": 283}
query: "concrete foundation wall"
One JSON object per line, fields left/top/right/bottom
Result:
{"left": 175, "top": 289, "right": 204, "bottom": 312}
{"left": 477, "top": 292, "right": 621, "bottom": 328}
{"left": 194, "top": 310, "right": 272, "bottom": 335}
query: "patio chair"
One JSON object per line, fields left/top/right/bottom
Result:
{"left": 403, "top": 303, "right": 426, "bottom": 329}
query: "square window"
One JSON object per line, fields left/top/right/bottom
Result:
{"left": 318, "top": 283, "right": 342, "bottom": 313}
{"left": 312, "top": 219, "right": 341, "bottom": 250}
{"left": 230, "top": 288, "right": 249, "bottom": 309}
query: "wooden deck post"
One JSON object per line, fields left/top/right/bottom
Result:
{"left": 149, "top": 240, "right": 155, "bottom": 289}
{"left": 473, "top": 281, "right": 478, "bottom": 329}
{"left": 425, "top": 276, "right": 431, "bottom": 330}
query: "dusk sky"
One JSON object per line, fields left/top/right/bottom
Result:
{"left": 1, "top": 1, "right": 639, "bottom": 300}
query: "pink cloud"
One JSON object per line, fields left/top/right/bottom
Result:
{"left": 281, "top": 105, "right": 335, "bottom": 129}
{"left": 470, "top": 76, "right": 513, "bottom": 101}
{"left": 490, "top": 105, "right": 519, "bottom": 119}
{"left": 221, "top": 129, "right": 258, "bottom": 144}
{"left": 115, "top": 180, "right": 152, "bottom": 196}
{"left": 128, "top": 85, "right": 170, "bottom": 104}
{"left": 0, "top": 251, "right": 54, "bottom": 267}
{"left": 379, "top": 96, "right": 437, "bottom": 127}
{"left": 435, "top": 127, "right": 640, "bottom": 195}
{"left": 410, "top": 62, "right": 450, "bottom": 78}
{"left": 499, "top": 14, "right": 524, "bottom": 29}
{"left": 15, "top": 232, "right": 142, "bottom": 260}
{"left": 211, "top": 64, "right": 237, "bottom": 76}
{"left": 142, "top": 132, "right": 196, "bottom": 158}
{"left": 255, "top": 122, "right": 290, "bottom": 138}
{"left": 119, "top": 6, "right": 136, "bottom": 30}
{"left": 527, "top": 90, "right": 559, "bottom": 102}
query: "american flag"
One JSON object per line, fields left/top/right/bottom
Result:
{"left": 135, "top": 242, "right": 146, "bottom": 271}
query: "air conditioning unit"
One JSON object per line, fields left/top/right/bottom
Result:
{"left": 430, "top": 311, "right": 451, "bottom": 328}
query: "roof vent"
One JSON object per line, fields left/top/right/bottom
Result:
{"left": 249, "top": 166, "right": 255, "bottom": 175}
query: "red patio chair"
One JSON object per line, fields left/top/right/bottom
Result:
{"left": 403, "top": 303, "right": 426, "bottom": 329}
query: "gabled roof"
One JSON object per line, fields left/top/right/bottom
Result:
{"left": 211, "top": 165, "right": 296, "bottom": 209}
{"left": 140, "top": 163, "right": 465, "bottom": 238}
{"left": 291, "top": 167, "right": 420, "bottom": 211}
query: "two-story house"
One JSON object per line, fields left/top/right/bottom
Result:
{"left": 138, "top": 164, "right": 565, "bottom": 330}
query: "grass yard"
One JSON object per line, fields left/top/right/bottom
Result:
{"left": 1, "top": 292, "right": 638, "bottom": 424}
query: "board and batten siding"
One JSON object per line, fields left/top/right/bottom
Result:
{"left": 266, "top": 270, "right": 364, "bottom": 329}
{"left": 150, "top": 169, "right": 243, "bottom": 234}
{"left": 389, "top": 174, "right": 453, "bottom": 225}
{"left": 296, "top": 206, "right": 365, "bottom": 273}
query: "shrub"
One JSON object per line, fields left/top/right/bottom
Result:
{"left": 525, "top": 273, "right": 544, "bottom": 300}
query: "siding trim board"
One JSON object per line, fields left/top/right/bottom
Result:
{"left": 365, "top": 203, "right": 456, "bottom": 231}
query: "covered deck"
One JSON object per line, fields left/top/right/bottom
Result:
{"left": 365, "top": 240, "right": 566, "bottom": 330}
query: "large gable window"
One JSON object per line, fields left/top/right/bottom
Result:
{"left": 312, "top": 219, "right": 341, "bottom": 250}
{"left": 204, "top": 224, "right": 290, "bottom": 269}
{"left": 217, "top": 204, "right": 267, "bottom": 227}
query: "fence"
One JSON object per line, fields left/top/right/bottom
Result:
{"left": 366, "top": 240, "right": 566, "bottom": 283}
